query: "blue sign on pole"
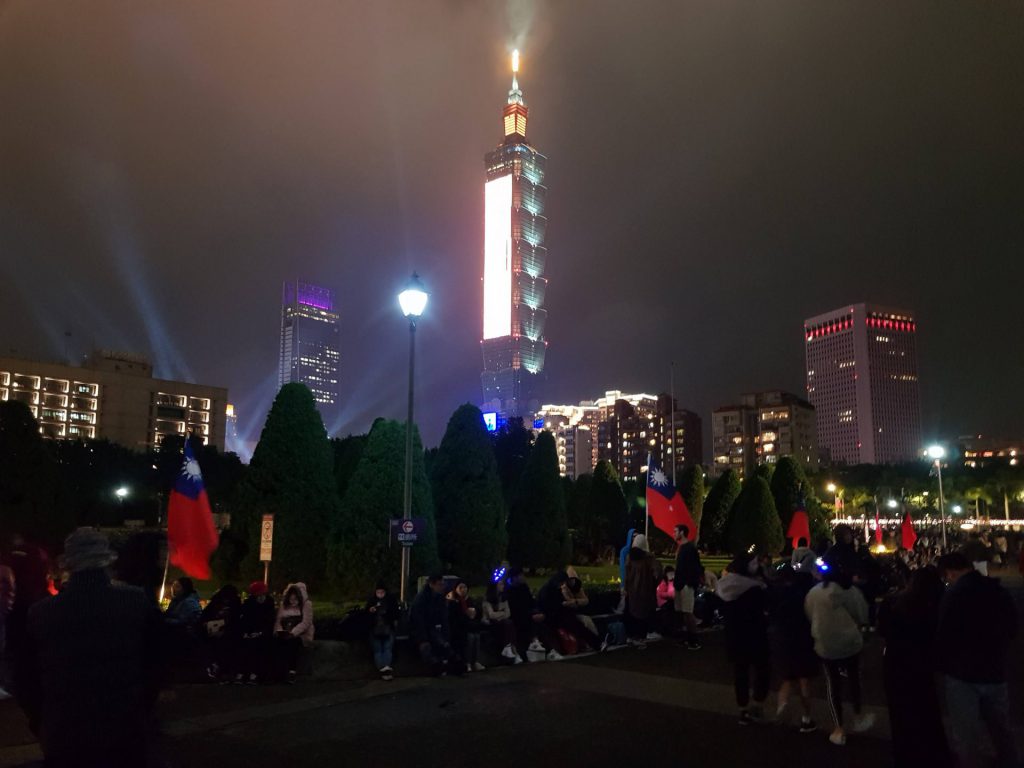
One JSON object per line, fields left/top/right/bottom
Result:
{"left": 390, "top": 518, "right": 425, "bottom": 546}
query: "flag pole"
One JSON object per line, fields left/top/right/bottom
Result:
{"left": 644, "top": 452, "right": 651, "bottom": 540}
{"left": 158, "top": 541, "right": 171, "bottom": 604}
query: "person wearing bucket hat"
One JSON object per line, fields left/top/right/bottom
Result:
{"left": 16, "top": 527, "right": 162, "bottom": 767}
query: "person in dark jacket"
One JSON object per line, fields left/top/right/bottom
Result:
{"left": 5, "top": 533, "right": 50, "bottom": 696}
{"left": 367, "top": 582, "right": 398, "bottom": 680}
{"left": 673, "top": 524, "right": 703, "bottom": 650}
{"left": 878, "top": 566, "right": 951, "bottom": 768}
{"left": 164, "top": 577, "right": 201, "bottom": 629}
{"left": 625, "top": 535, "right": 660, "bottom": 647}
{"left": 823, "top": 525, "right": 859, "bottom": 580}
{"left": 506, "top": 568, "right": 548, "bottom": 661}
{"left": 936, "top": 553, "right": 1018, "bottom": 768}
{"left": 449, "top": 582, "right": 485, "bottom": 672}
{"left": 410, "top": 574, "right": 452, "bottom": 675}
{"left": 718, "top": 555, "right": 770, "bottom": 726}
{"left": 536, "top": 571, "right": 603, "bottom": 654}
{"left": 15, "top": 528, "right": 162, "bottom": 768}
{"left": 769, "top": 561, "right": 817, "bottom": 733}
{"left": 199, "top": 584, "right": 241, "bottom": 681}
{"left": 234, "top": 581, "right": 275, "bottom": 684}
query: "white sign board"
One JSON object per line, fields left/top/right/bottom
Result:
{"left": 260, "top": 514, "right": 274, "bottom": 562}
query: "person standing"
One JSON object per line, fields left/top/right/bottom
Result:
{"left": 718, "top": 556, "right": 770, "bottom": 726}
{"left": 16, "top": 528, "right": 162, "bottom": 768}
{"left": 877, "top": 566, "right": 951, "bottom": 768}
{"left": 936, "top": 553, "right": 1018, "bottom": 768}
{"left": 804, "top": 560, "right": 873, "bottom": 746}
{"left": 367, "top": 582, "right": 398, "bottom": 680}
{"left": 673, "top": 524, "right": 703, "bottom": 650}
{"left": 769, "top": 558, "right": 818, "bottom": 733}
{"left": 624, "top": 534, "right": 660, "bottom": 648}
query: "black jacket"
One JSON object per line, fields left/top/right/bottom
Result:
{"left": 936, "top": 571, "right": 1017, "bottom": 683}
{"left": 674, "top": 542, "right": 703, "bottom": 590}
{"left": 238, "top": 595, "right": 276, "bottom": 640}
{"left": 366, "top": 593, "right": 398, "bottom": 637}
{"left": 18, "top": 569, "right": 163, "bottom": 765}
{"left": 409, "top": 586, "right": 449, "bottom": 644}
{"left": 722, "top": 582, "right": 769, "bottom": 663}
{"left": 506, "top": 582, "right": 536, "bottom": 627}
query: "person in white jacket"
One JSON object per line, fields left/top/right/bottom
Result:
{"left": 804, "top": 561, "right": 873, "bottom": 746}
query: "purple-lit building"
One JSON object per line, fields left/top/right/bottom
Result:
{"left": 279, "top": 281, "right": 340, "bottom": 425}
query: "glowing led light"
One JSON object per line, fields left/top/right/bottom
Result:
{"left": 483, "top": 175, "right": 513, "bottom": 339}
{"left": 512, "top": 49, "right": 519, "bottom": 73}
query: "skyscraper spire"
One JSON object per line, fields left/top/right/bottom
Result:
{"left": 503, "top": 49, "right": 528, "bottom": 139}
{"left": 508, "top": 49, "right": 523, "bottom": 106}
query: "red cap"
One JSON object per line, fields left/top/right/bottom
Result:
{"left": 248, "top": 581, "right": 268, "bottom": 596}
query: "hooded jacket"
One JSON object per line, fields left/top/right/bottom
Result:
{"left": 804, "top": 581, "right": 868, "bottom": 660}
{"left": 717, "top": 572, "right": 768, "bottom": 662}
{"left": 625, "top": 548, "right": 660, "bottom": 619}
{"left": 274, "top": 582, "right": 315, "bottom": 646}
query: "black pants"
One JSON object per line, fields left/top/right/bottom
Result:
{"left": 276, "top": 634, "right": 303, "bottom": 674}
{"left": 823, "top": 655, "right": 862, "bottom": 728}
{"left": 626, "top": 614, "right": 649, "bottom": 640}
{"left": 734, "top": 656, "right": 770, "bottom": 708}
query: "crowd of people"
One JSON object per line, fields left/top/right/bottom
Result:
{"left": 0, "top": 520, "right": 1021, "bottom": 767}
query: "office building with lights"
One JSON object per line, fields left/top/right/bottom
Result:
{"left": 0, "top": 352, "right": 227, "bottom": 450}
{"left": 711, "top": 391, "right": 818, "bottom": 479}
{"left": 279, "top": 281, "right": 341, "bottom": 425}
{"left": 480, "top": 51, "right": 548, "bottom": 419}
{"left": 804, "top": 303, "right": 921, "bottom": 465}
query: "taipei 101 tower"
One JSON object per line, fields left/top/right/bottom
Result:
{"left": 480, "top": 50, "right": 548, "bottom": 421}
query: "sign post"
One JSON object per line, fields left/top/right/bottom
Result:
{"left": 390, "top": 518, "right": 424, "bottom": 547}
{"left": 260, "top": 514, "right": 274, "bottom": 587}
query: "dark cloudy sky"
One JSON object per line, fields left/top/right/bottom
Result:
{"left": 2, "top": 1, "right": 1022, "bottom": 455}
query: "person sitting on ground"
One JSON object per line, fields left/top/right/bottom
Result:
{"left": 410, "top": 574, "right": 452, "bottom": 676}
{"left": 625, "top": 534, "right": 661, "bottom": 647}
{"left": 274, "top": 583, "right": 314, "bottom": 684}
{"left": 769, "top": 558, "right": 818, "bottom": 734}
{"left": 482, "top": 578, "right": 520, "bottom": 663}
{"left": 449, "top": 582, "right": 485, "bottom": 673}
{"left": 804, "top": 559, "right": 873, "bottom": 746}
{"left": 367, "top": 582, "right": 398, "bottom": 680}
{"left": 718, "top": 554, "right": 770, "bottom": 726}
{"left": 936, "top": 552, "right": 1018, "bottom": 768}
{"left": 235, "top": 581, "right": 275, "bottom": 684}
{"left": 164, "top": 577, "right": 201, "bottom": 631}
{"left": 199, "top": 584, "right": 241, "bottom": 681}
{"left": 562, "top": 571, "right": 600, "bottom": 639}
{"left": 15, "top": 528, "right": 163, "bottom": 768}
{"left": 537, "top": 570, "right": 602, "bottom": 656}
{"left": 506, "top": 568, "right": 546, "bottom": 661}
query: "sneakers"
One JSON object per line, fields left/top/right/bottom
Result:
{"left": 205, "top": 663, "right": 220, "bottom": 681}
{"left": 850, "top": 713, "right": 875, "bottom": 733}
{"left": 799, "top": 717, "right": 817, "bottom": 734}
{"left": 473, "top": 662, "right": 486, "bottom": 672}
{"left": 528, "top": 639, "right": 545, "bottom": 653}
{"left": 500, "top": 644, "right": 517, "bottom": 659}
{"left": 287, "top": 670, "right": 297, "bottom": 685}
{"left": 512, "top": 654, "right": 524, "bottom": 665}
{"left": 546, "top": 649, "right": 564, "bottom": 661}
{"left": 466, "top": 663, "right": 473, "bottom": 673}
{"left": 645, "top": 632, "right": 662, "bottom": 641}
{"left": 829, "top": 729, "right": 847, "bottom": 746}
{"left": 686, "top": 641, "right": 702, "bottom": 650}
{"left": 738, "top": 710, "right": 758, "bottom": 726}
{"left": 233, "top": 674, "right": 244, "bottom": 685}
{"left": 599, "top": 635, "right": 610, "bottom": 652}
{"left": 379, "top": 666, "right": 394, "bottom": 681}
{"left": 246, "top": 673, "right": 258, "bottom": 686}
{"left": 0, "top": 687, "right": 10, "bottom": 701}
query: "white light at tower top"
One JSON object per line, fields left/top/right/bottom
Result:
{"left": 512, "top": 49, "right": 519, "bottom": 73}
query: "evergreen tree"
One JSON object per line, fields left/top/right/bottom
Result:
{"left": 584, "top": 461, "right": 628, "bottom": 560}
{"left": 0, "top": 401, "right": 62, "bottom": 548}
{"left": 699, "top": 469, "right": 741, "bottom": 551}
{"left": 769, "top": 456, "right": 803, "bottom": 533}
{"left": 332, "top": 433, "right": 368, "bottom": 500}
{"left": 506, "top": 430, "right": 570, "bottom": 569}
{"left": 430, "top": 404, "right": 506, "bottom": 580}
{"left": 564, "top": 473, "right": 592, "bottom": 559}
{"left": 329, "top": 418, "right": 439, "bottom": 595}
{"left": 493, "top": 418, "right": 534, "bottom": 506}
{"left": 679, "top": 465, "right": 705, "bottom": 533}
{"left": 726, "top": 475, "right": 784, "bottom": 556}
{"left": 232, "top": 384, "right": 341, "bottom": 586}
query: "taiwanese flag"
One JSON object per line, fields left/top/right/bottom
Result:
{"left": 786, "top": 502, "right": 811, "bottom": 549}
{"left": 901, "top": 512, "right": 917, "bottom": 550}
{"left": 167, "top": 439, "right": 219, "bottom": 579}
{"left": 645, "top": 457, "right": 695, "bottom": 538}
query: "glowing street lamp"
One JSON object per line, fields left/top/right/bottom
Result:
{"left": 398, "top": 273, "right": 428, "bottom": 604}
{"left": 114, "top": 486, "right": 130, "bottom": 499}
{"left": 926, "top": 444, "right": 947, "bottom": 549}
{"left": 887, "top": 498, "right": 899, "bottom": 510}
{"left": 826, "top": 482, "right": 841, "bottom": 519}
{"left": 952, "top": 504, "right": 963, "bottom": 515}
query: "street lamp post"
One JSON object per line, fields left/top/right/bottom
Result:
{"left": 826, "top": 482, "right": 839, "bottom": 520}
{"left": 927, "top": 445, "right": 947, "bottom": 549}
{"left": 398, "top": 273, "right": 428, "bottom": 605}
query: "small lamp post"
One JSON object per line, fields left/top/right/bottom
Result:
{"left": 398, "top": 273, "right": 428, "bottom": 605}
{"left": 927, "top": 445, "right": 947, "bottom": 549}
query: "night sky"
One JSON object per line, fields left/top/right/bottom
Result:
{"left": 2, "top": 1, "right": 1022, "bottom": 455}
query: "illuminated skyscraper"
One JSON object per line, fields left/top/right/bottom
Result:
{"left": 481, "top": 50, "right": 548, "bottom": 419}
{"left": 804, "top": 303, "right": 921, "bottom": 465}
{"left": 279, "top": 281, "right": 340, "bottom": 425}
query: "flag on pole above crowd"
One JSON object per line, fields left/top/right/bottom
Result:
{"left": 645, "top": 455, "right": 695, "bottom": 538}
{"left": 786, "top": 496, "right": 811, "bottom": 549}
{"left": 875, "top": 507, "right": 883, "bottom": 544}
{"left": 901, "top": 511, "right": 917, "bottom": 550}
{"left": 167, "top": 438, "right": 219, "bottom": 579}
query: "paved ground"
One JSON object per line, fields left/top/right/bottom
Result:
{"left": 2, "top": 574, "right": 1022, "bottom": 768}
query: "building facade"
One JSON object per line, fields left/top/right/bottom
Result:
{"left": 804, "top": 303, "right": 921, "bottom": 465}
{"left": 279, "top": 281, "right": 341, "bottom": 426}
{"left": 711, "top": 391, "right": 818, "bottom": 479}
{"left": 480, "top": 51, "right": 548, "bottom": 421}
{"left": 0, "top": 352, "right": 228, "bottom": 450}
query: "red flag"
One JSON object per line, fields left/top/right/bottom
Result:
{"left": 787, "top": 508, "right": 811, "bottom": 549}
{"left": 645, "top": 458, "right": 695, "bottom": 538}
{"left": 167, "top": 440, "right": 219, "bottom": 579}
{"left": 901, "top": 512, "right": 917, "bottom": 550}
{"left": 874, "top": 508, "right": 883, "bottom": 544}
